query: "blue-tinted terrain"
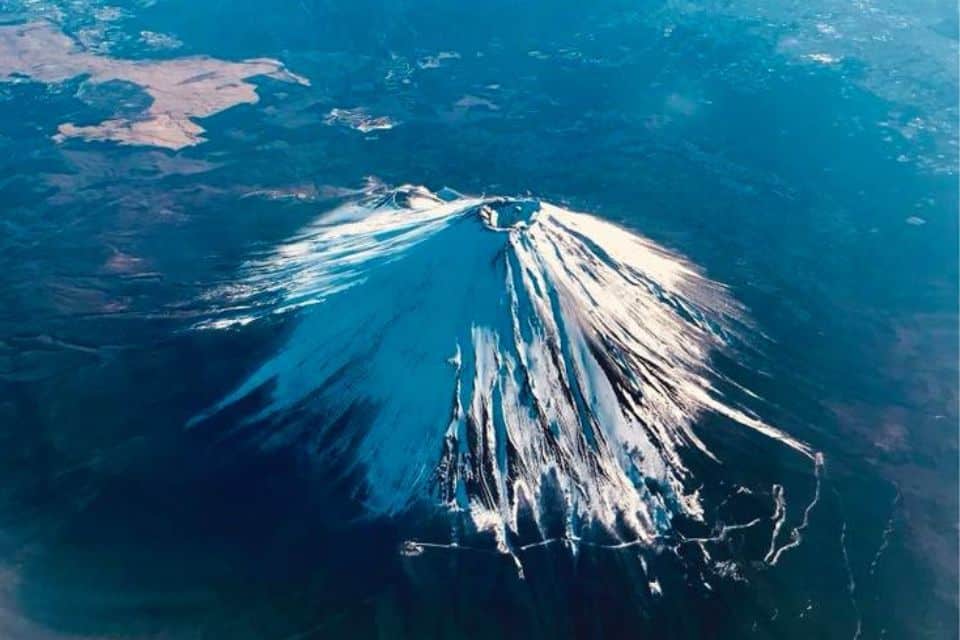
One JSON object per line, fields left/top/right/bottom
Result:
{"left": 0, "top": 1, "right": 956, "bottom": 639}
